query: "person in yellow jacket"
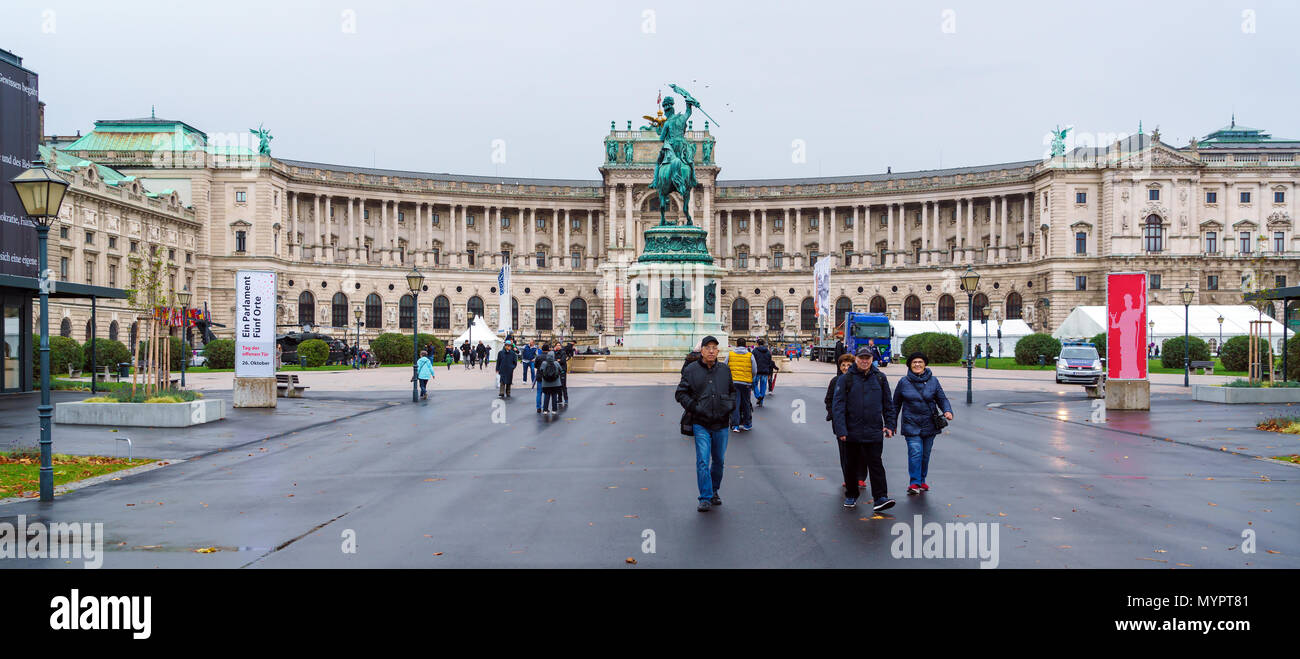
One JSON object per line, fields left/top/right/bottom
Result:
{"left": 722, "top": 338, "right": 758, "bottom": 431}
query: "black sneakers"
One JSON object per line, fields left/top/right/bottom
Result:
{"left": 697, "top": 500, "right": 711, "bottom": 512}
{"left": 872, "top": 497, "right": 896, "bottom": 512}
{"left": 710, "top": 495, "right": 722, "bottom": 506}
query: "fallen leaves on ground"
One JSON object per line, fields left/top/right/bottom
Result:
{"left": 195, "top": 547, "right": 218, "bottom": 553}
{"left": 625, "top": 557, "right": 637, "bottom": 565}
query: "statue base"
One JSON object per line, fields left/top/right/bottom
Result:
{"left": 638, "top": 225, "right": 713, "bottom": 264}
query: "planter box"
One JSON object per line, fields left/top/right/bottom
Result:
{"left": 55, "top": 399, "right": 226, "bottom": 427}
{"left": 1192, "top": 384, "right": 1300, "bottom": 404}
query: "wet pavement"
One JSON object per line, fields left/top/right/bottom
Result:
{"left": 1, "top": 378, "right": 1296, "bottom": 569}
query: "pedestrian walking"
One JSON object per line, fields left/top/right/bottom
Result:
{"left": 556, "top": 347, "right": 570, "bottom": 407}
{"left": 496, "top": 341, "right": 519, "bottom": 398}
{"left": 535, "top": 342, "right": 549, "bottom": 411}
{"left": 752, "top": 338, "right": 775, "bottom": 407}
{"left": 675, "top": 335, "right": 735, "bottom": 512}
{"left": 825, "top": 353, "right": 866, "bottom": 490}
{"left": 415, "top": 350, "right": 435, "bottom": 399}
{"left": 722, "top": 338, "right": 756, "bottom": 431}
{"left": 444, "top": 346, "right": 454, "bottom": 370}
{"left": 476, "top": 341, "right": 489, "bottom": 369}
{"left": 521, "top": 340, "right": 537, "bottom": 383}
{"left": 461, "top": 341, "right": 472, "bottom": 369}
{"left": 893, "top": 351, "right": 954, "bottom": 496}
{"left": 538, "top": 348, "right": 564, "bottom": 416}
{"left": 831, "top": 346, "right": 897, "bottom": 512}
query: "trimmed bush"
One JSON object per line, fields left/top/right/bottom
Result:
{"left": 1014, "top": 333, "right": 1062, "bottom": 365}
{"left": 372, "top": 332, "right": 446, "bottom": 364}
{"left": 1160, "top": 336, "right": 1211, "bottom": 369}
{"left": 202, "top": 339, "right": 236, "bottom": 369}
{"left": 82, "top": 338, "right": 131, "bottom": 371}
{"left": 138, "top": 336, "right": 190, "bottom": 371}
{"left": 297, "top": 339, "right": 329, "bottom": 367}
{"left": 1090, "top": 332, "right": 1108, "bottom": 359}
{"left": 33, "top": 336, "right": 83, "bottom": 376}
{"left": 899, "top": 332, "right": 963, "bottom": 364}
{"left": 418, "top": 334, "right": 446, "bottom": 362}
{"left": 1219, "top": 335, "right": 1271, "bottom": 373}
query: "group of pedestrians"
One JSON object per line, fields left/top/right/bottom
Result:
{"left": 533, "top": 341, "right": 570, "bottom": 417}
{"left": 676, "top": 336, "right": 954, "bottom": 514}
{"left": 459, "top": 340, "right": 491, "bottom": 369}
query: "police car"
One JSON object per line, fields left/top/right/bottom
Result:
{"left": 1055, "top": 341, "right": 1103, "bottom": 385}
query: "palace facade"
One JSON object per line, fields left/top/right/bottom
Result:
{"left": 40, "top": 116, "right": 1299, "bottom": 347}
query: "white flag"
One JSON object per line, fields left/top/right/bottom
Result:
{"left": 497, "top": 263, "right": 511, "bottom": 333}
{"left": 813, "top": 256, "right": 833, "bottom": 320}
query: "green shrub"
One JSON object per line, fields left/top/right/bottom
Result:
{"left": 1219, "top": 335, "right": 1271, "bottom": 373}
{"left": 102, "top": 386, "right": 200, "bottom": 403}
{"left": 33, "top": 336, "right": 83, "bottom": 376}
{"left": 899, "top": 332, "right": 963, "bottom": 364}
{"left": 418, "top": 334, "right": 446, "bottom": 362}
{"left": 372, "top": 332, "right": 446, "bottom": 364}
{"left": 138, "top": 336, "right": 190, "bottom": 371}
{"left": 202, "top": 339, "right": 236, "bottom": 369}
{"left": 1090, "top": 332, "right": 1107, "bottom": 359}
{"left": 82, "top": 338, "right": 131, "bottom": 371}
{"left": 1160, "top": 336, "right": 1211, "bottom": 369}
{"left": 297, "top": 339, "right": 329, "bottom": 367}
{"left": 1286, "top": 335, "right": 1300, "bottom": 382}
{"left": 1014, "top": 333, "right": 1062, "bottom": 366}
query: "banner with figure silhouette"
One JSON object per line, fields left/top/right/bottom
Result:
{"left": 1106, "top": 272, "right": 1147, "bottom": 380}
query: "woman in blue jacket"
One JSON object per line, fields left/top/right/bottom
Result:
{"left": 892, "top": 351, "right": 954, "bottom": 495}
{"left": 415, "top": 350, "right": 435, "bottom": 400}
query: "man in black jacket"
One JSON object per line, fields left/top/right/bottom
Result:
{"left": 675, "top": 336, "right": 736, "bottom": 513}
{"left": 752, "top": 338, "right": 775, "bottom": 407}
{"left": 495, "top": 341, "right": 519, "bottom": 398}
{"left": 832, "top": 346, "right": 898, "bottom": 512}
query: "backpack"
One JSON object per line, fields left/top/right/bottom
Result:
{"left": 540, "top": 360, "right": 559, "bottom": 381}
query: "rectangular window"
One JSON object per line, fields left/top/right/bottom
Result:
{"left": 1240, "top": 231, "right": 1251, "bottom": 253}
{"left": 1205, "top": 231, "right": 1217, "bottom": 253}
{"left": 1275, "top": 191, "right": 1285, "bottom": 204}
{"left": 572, "top": 219, "right": 581, "bottom": 230}
{"left": 431, "top": 213, "right": 440, "bottom": 226}
{"left": 774, "top": 218, "right": 784, "bottom": 229}
{"left": 467, "top": 215, "right": 475, "bottom": 227}
{"left": 1207, "top": 275, "right": 1218, "bottom": 290}
{"left": 1148, "top": 189, "right": 1159, "bottom": 201}
{"left": 809, "top": 217, "right": 818, "bottom": 229}
{"left": 536, "top": 218, "right": 545, "bottom": 229}
{"left": 1275, "top": 231, "right": 1286, "bottom": 252}
{"left": 235, "top": 191, "right": 246, "bottom": 203}
{"left": 130, "top": 241, "right": 138, "bottom": 253}
{"left": 843, "top": 250, "right": 853, "bottom": 266}
{"left": 571, "top": 252, "right": 581, "bottom": 268}
{"left": 108, "top": 236, "right": 117, "bottom": 249}
{"left": 1075, "top": 275, "right": 1086, "bottom": 291}
{"left": 1240, "top": 191, "right": 1251, "bottom": 203}
{"left": 810, "top": 250, "right": 819, "bottom": 264}
{"left": 501, "top": 250, "right": 510, "bottom": 264}
{"left": 738, "top": 218, "right": 748, "bottom": 230}
{"left": 502, "top": 216, "right": 511, "bottom": 229}
{"left": 168, "top": 249, "right": 176, "bottom": 261}
{"left": 186, "top": 252, "right": 192, "bottom": 263}
{"left": 330, "top": 207, "right": 335, "bottom": 218}
{"left": 235, "top": 231, "right": 247, "bottom": 253}
{"left": 536, "top": 251, "right": 546, "bottom": 268}
{"left": 85, "top": 261, "right": 94, "bottom": 284}
{"left": 1075, "top": 192, "right": 1087, "bottom": 204}
{"left": 108, "top": 264, "right": 117, "bottom": 288}
{"left": 1150, "top": 274, "right": 1161, "bottom": 290}
{"left": 59, "top": 226, "right": 68, "bottom": 239}
{"left": 59, "top": 257, "right": 68, "bottom": 279}
{"left": 1205, "top": 191, "right": 1217, "bottom": 204}
{"left": 738, "top": 252, "right": 748, "bottom": 268}
{"left": 1075, "top": 232, "right": 1086, "bottom": 254}
{"left": 1277, "top": 275, "right": 1288, "bottom": 288}
{"left": 844, "top": 216, "right": 853, "bottom": 228}
{"left": 85, "top": 231, "right": 93, "bottom": 244}
{"left": 467, "top": 249, "right": 475, "bottom": 266}
{"left": 363, "top": 209, "right": 370, "bottom": 219}
{"left": 774, "top": 251, "right": 784, "bottom": 268}
{"left": 398, "top": 211, "right": 404, "bottom": 222}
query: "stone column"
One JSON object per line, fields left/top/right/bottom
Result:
{"left": 289, "top": 192, "right": 298, "bottom": 258}
{"left": 311, "top": 194, "right": 321, "bottom": 261}
{"left": 782, "top": 208, "right": 791, "bottom": 266}
{"left": 379, "top": 200, "right": 390, "bottom": 264}
{"left": 920, "top": 201, "right": 929, "bottom": 265}
{"left": 1000, "top": 193, "right": 1009, "bottom": 262}
{"left": 551, "top": 208, "right": 559, "bottom": 269}
{"left": 965, "top": 198, "right": 974, "bottom": 263}
{"left": 862, "top": 205, "right": 872, "bottom": 267}
{"left": 817, "top": 207, "right": 825, "bottom": 258}
{"left": 607, "top": 186, "right": 617, "bottom": 248}
{"left": 702, "top": 185, "right": 712, "bottom": 253}
{"left": 563, "top": 209, "right": 572, "bottom": 270}
{"left": 829, "top": 206, "right": 838, "bottom": 267}
{"left": 852, "top": 205, "right": 861, "bottom": 267}
{"left": 527, "top": 208, "right": 535, "bottom": 266}
{"left": 346, "top": 198, "right": 355, "bottom": 262}
{"left": 886, "top": 204, "right": 895, "bottom": 266}
{"left": 760, "top": 209, "right": 768, "bottom": 270}
{"left": 748, "top": 209, "right": 756, "bottom": 264}
{"left": 624, "top": 186, "right": 633, "bottom": 251}
{"left": 793, "top": 208, "right": 801, "bottom": 267}
{"left": 1022, "top": 194, "right": 1030, "bottom": 260}
{"left": 934, "top": 200, "right": 943, "bottom": 263}
{"left": 726, "top": 210, "right": 733, "bottom": 259}
{"left": 586, "top": 210, "right": 593, "bottom": 269}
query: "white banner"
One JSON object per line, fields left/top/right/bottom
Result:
{"left": 235, "top": 270, "right": 277, "bottom": 378}
{"left": 813, "top": 256, "right": 833, "bottom": 320}
{"left": 497, "top": 263, "right": 511, "bottom": 333}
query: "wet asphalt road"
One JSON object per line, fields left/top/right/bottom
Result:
{"left": 1, "top": 383, "right": 1296, "bottom": 568}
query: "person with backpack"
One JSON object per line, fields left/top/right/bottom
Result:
{"left": 831, "top": 346, "right": 897, "bottom": 512}
{"left": 675, "top": 336, "right": 736, "bottom": 512}
{"left": 495, "top": 341, "right": 519, "bottom": 399}
{"left": 535, "top": 342, "right": 550, "bottom": 412}
{"left": 538, "top": 348, "right": 564, "bottom": 416}
{"left": 521, "top": 340, "right": 538, "bottom": 383}
{"left": 444, "top": 346, "right": 455, "bottom": 370}
{"left": 825, "top": 353, "right": 866, "bottom": 491}
{"left": 556, "top": 347, "right": 570, "bottom": 407}
{"left": 893, "top": 351, "right": 954, "bottom": 495}
{"left": 721, "top": 338, "right": 756, "bottom": 431}
{"left": 751, "top": 338, "right": 775, "bottom": 407}
{"left": 415, "top": 350, "right": 435, "bottom": 400}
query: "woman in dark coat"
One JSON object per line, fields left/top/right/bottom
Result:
{"left": 825, "top": 353, "right": 865, "bottom": 490}
{"left": 892, "top": 351, "right": 954, "bottom": 495}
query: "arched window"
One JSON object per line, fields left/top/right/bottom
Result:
{"left": 432, "top": 295, "right": 450, "bottom": 329}
{"left": 365, "top": 293, "right": 382, "bottom": 328}
{"left": 973, "top": 293, "right": 989, "bottom": 320}
{"left": 60, "top": 318, "right": 72, "bottom": 337}
{"left": 800, "top": 297, "right": 816, "bottom": 330}
{"left": 570, "top": 298, "right": 587, "bottom": 331}
{"left": 1143, "top": 215, "right": 1164, "bottom": 252}
{"left": 467, "top": 296, "right": 484, "bottom": 322}
{"left": 298, "top": 291, "right": 315, "bottom": 327}
{"left": 732, "top": 298, "right": 749, "bottom": 332}
{"left": 332, "top": 293, "right": 349, "bottom": 327}
{"left": 1005, "top": 291, "right": 1023, "bottom": 320}
{"left": 511, "top": 297, "right": 520, "bottom": 331}
{"left": 835, "top": 296, "right": 852, "bottom": 328}
{"left": 399, "top": 294, "right": 415, "bottom": 329}
{"left": 869, "top": 295, "right": 886, "bottom": 314}
{"left": 766, "top": 297, "right": 784, "bottom": 330}
{"left": 904, "top": 295, "right": 921, "bottom": 321}
{"left": 938, "top": 294, "right": 955, "bottom": 321}
{"left": 85, "top": 319, "right": 94, "bottom": 341}
{"left": 535, "top": 298, "right": 553, "bottom": 331}
{"left": 109, "top": 320, "right": 119, "bottom": 343}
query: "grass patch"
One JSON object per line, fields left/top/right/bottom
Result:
{"left": 1258, "top": 417, "right": 1300, "bottom": 434}
{"left": 78, "top": 387, "right": 202, "bottom": 403}
{"left": 1223, "top": 379, "right": 1300, "bottom": 388}
{"left": 0, "top": 451, "right": 152, "bottom": 499}
{"left": 51, "top": 378, "right": 135, "bottom": 392}
{"left": 928, "top": 357, "right": 1249, "bottom": 376}
{"left": 1271, "top": 455, "right": 1300, "bottom": 464}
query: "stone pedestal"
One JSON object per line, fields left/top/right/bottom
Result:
{"left": 234, "top": 377, "right": 277, "bottom": 408}
{"left": 620, "top": 224, "right": 727, "bottom": 356}
{"left": 1105, "top": 379, "right": 1149, "bottom": 410}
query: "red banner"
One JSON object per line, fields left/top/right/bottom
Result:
{"left": 1106, "top": 272, "right": 1147, "bottom": 380}
{"left": 614, "top": 285, "right": 624, "bottom": 329}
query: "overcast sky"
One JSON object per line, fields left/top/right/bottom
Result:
{"left": 3, "top": 0, "right": 1297, "bottom": 181}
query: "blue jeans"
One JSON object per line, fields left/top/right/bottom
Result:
{"left": 754, "top": 373, "right": 769, "bottom": 400}
{"left": 693, "top": 424, "right": 729, "bottom": 501}
{"left": 905, "top": 434, "right": 936, "bottom": 486}
{"left": 536, "top": 381, "right": 544, "bottom": 409}
{"left": 522, "top": 361, "right": 534, "bottom": 382}
{"left": 730, "top": 382, "right": 752, "bottom": 427}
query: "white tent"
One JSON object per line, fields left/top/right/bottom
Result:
{"left": 451, "top": 315, "right": 505, "bottom": 355}
{"left": 1053, "top": 305, "right": 1289, "bottom": 354}
{"left": 892, "top": 318, "right": 1035, "bottom": 356}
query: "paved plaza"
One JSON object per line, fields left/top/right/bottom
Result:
{"left": 1, "top": 359, "right": 1295, "bottom": 568}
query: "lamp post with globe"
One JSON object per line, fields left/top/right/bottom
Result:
{"left": 959, "top": 266, "right": 980, "bottom": 405}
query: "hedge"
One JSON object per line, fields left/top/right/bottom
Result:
{"left": 899, "top": 332, "right": 963, "bottom": 364}
{"left": 138, "top": 336, "right": 190, "bottom": 371}
{"left": 82, "top": 338, "right": 131, "bottom": 371}
{"left": 1014, "top": 333, "right": 1061, "bottom": 365}
{"left": 297, "top": 339, "right": 330, "bottom": 367}
{"left": 1288, "top": 335, "right": 1300, "bottom": 381}
{"left": 33, "top": 336, "right": 83, "bottom": 376}
{"left": 1219, "top": 335, "right": 1271, "bottom": 373}
{"left": 1160, "top": 336, "right": 1210, "bottom": 369}
{"left": 1090, "top": 332, "right": 1107, "bottom": 359}
{"left": 202, "top": 339, "right": 236, "bottom": 369}
{"left": 370, "top": 332, "right": 444, "bottom": 364}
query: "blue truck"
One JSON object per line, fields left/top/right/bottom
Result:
{"left": 813, "top": 312, "right": 893, "bottom": 366}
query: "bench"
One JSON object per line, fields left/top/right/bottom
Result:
{"left": 1190, "top": 360, "right": 1215, "bottom": 375}
{"left": 66, "top": 365, "right": 83, "bottom": 379}
{"left": 276, "top": 373, "right": 310, "bottom": 398}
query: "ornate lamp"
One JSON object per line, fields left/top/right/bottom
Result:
{"left": 959, "top": 266, "right": 980, "bottom": 404}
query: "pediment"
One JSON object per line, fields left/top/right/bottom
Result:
{"left": 1198, "top": 219, "right": 1223, "bottom": 229}
{"left": 1069, "top": 221, "right": 1093, "bottom": 230}
{"left": 1117, "top": 144, "right": 1205, "bottom": 169}
{"left": 229, "top": 219, "right": 252, "bottom": 228}
{"left": 1231, "top": 219, "right": 1258, "bottom": 229}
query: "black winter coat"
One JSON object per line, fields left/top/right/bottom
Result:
{"left": 495, "top": 349, "right": 518, "bottom": 374}
{"left": 676, "top": 359, "right": 736, "bottom": 431}
{"left": 752, "top": 346, "right": 775, "bottom": 375}
{"left": 831, "top": 363, "right": 897, "bottom": 443}
{"left": 892, "top": 368, "right": 953, "bottom": 437}
{"left": 824, "top": 374, "right": 840, "bottom": 422}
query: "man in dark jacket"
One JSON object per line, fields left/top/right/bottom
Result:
{"left": 476, "top": 341, "right": 490, "bottom": 369}
{"left": 675, "top": 335, "right": 736, "bottom": 513}
{"left": 520, "top": 340, "right": 537, "bottom": 383}
{"left": 752, "top": 339, "right": 775, "bottom": 407}
{"left": 831, "top": 346, "right": 897, "bottom": 512}
{"left": 495, "top": 341, "right": 519, "bottom": 398}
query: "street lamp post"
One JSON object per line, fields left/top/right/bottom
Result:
{"left": 406, "top": 267, "right": 425, "bottom": 402}
{"left": 353, "top": 307, "right": 363, "bottom": 368}
{"left": 1216, "top": 314, "right": 1224, "bottom": 357}
{"left": 1148, "top": 320, "right": 1156, "bottom": 359}
{"left": 997, "top": 316, "right": 1004, "bottom": 359}
{"left": 959, "top": 266, "right": 981, "bottom": 405}
{"left": 11, "top": 160, "right": 70, "bottom": 502}
{"left": 177, "top": 288, "right": 191, "bottom": 388}
{"left": 982, "top": 307, "right": 990, "bottom": 369}
{"left": 1181, "top": 283, "right": 1194, "bottom": 387}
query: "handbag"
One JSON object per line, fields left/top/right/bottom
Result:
{"left": 907, "top": 377, "right": 947, "bottom": 431}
